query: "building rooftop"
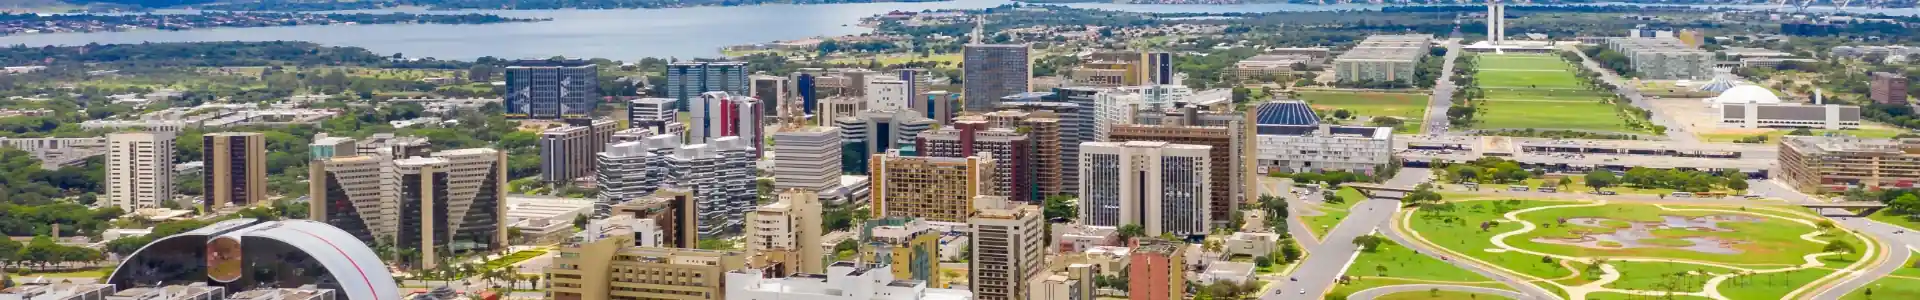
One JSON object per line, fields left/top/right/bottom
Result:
{"left": 1252, "top": 100, "right": 1319, "bottom": 126}
{"left": 1783, "top": 135, "right": 1918, "bottom": 154}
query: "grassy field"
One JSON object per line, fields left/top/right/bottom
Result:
{"left": 1297, "top": 91, "right": 1428, "bottom": 134}
{"left": 1585, "top": 292, "right": 1715, "bottom": 300}
{"left": 1600, "top": 261, "right": 1731, "bottom": 293}
{"left": 8, "top": 267, "right": 110, "bottom": 278}
{"left": 1470, "top": 54, "right": 1631, "bottom": 133}
{"left": 1373, "top": 290, "right": 1517, "bottom": 300}
{"left": 1303, "top": 187, "right": 1367, "bottom": 241}
{"left": 483, "top": 250, "right": 548, "bottom": 271}
{"left": 1345, "top": 237, "right": 1495, "bottom": 282}
{"left": 1716, "top": 268, "right": 1836, "bottom": 299}
{"left": 1697, "top": 128, "right": 1908, "bottom": 144}
{"left": 1329, "top": 277, "right": 1511, "bottom": 300}
{"left": 1406, "top": 200, "right": 1580, "bottom": 280}
{"left": 1508, "top": 203, "right": 1846, "bottom": 265}
{"left": 1506, "top": 176, "right": 1742, "bottom": 197}
{"left": 1843, "top": 276, "right": 1920, "bottom": 300}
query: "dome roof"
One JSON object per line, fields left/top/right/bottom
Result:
{"left": 1710, "top": 84, "right": 1782, "bottom": 105}
{"left": 1695, "top": 76, "right": 1743, "bottom": 93}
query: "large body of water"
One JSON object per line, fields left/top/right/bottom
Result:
{"left": 0, "top": 0, "right": 1911, "bottom": 61}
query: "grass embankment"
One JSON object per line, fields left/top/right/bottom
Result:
{"left": 1303, "top": 187, "right": 1368, "bottom": 240}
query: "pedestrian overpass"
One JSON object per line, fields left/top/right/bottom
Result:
{"left": 1800, "top": 202, "right": 1889, "bottom": 217}
{"left": 1346, "top": 183, "right": 1416, "bottom": 200}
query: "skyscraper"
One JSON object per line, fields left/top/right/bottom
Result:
{"left": 595, "top": 140, "right": 667, "bottom": 217}
{"left": 309, "top": 154, "right": 392, "bottom": 244}
{"left": 750, "top": 74, "right": 789, "bottom": 116}
{"left": 791, "top": 71, "right": 821, "bottom": 116}
{"left": 107, "top": 131, "right": 175, "bottom": 210}
{"left": 1109, "top": 122, "right": 1250, "bottom": 229}
{"left": 963, "top": 44, "right": 1033, "bottom": 112}
{"left": 747, "top": 189, "right": 825, "bottom": 275}
{"left": 202, "top": 132, "right": 265, "bottom": 210}
{"left": 870, "top": 152, "right": 995, "bottom": 223}
{"left": 837, "top": 110, "right": 936, "bottom": 174}
{"left": 689, "top": 92, "right": 764, "bottom": 157}
{"left": 670, "top": 136, "right": 758, "bottom": 236}
{"left": 916, "top": 120, "right": 1035, "bottom": 202}
{"left": 666, "top": 61, "right": 749, "bottom": 111}
{"left": 505, "top": 59, "right": 598, "bottom": 119}
{"left": 392, "top": 148, "right": 507, "bottom": 269}
{"left": 627, "top": 98, "right": 681, "bottom": 135}
{"left": 539, "top": 119, "right": 617, "bottom": 183}
{"left": 772, "top": 126, "right": 842, "bottom": 195}
{"left": 970, "top": 196, "right": 1045, "bottom": 300}
{"left": 1079, "top": 141, "right": 1212, "bottom": 236}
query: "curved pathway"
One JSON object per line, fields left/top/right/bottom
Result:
{"left": 1351, "top": 284, "right": 1527, "bottom": 300}
{"left": 1381, "top": 218, "right": 1561, "bottom": 300}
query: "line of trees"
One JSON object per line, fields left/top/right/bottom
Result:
{"left": 0, "top": 235, "right": 105, "bottom": 273}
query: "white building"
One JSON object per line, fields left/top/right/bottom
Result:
{"left": 726, "top": 261, "right": 974, "bottom": 300}
{"left": 1251, "top": 101, "right": 1394, "bottom": 175}
{"left": 1050, "top": 224, "right": 1119, "bottom": 253}
{"left": 773, "top": 126, "right": 843, "bottom": 195}
{"left": 594, "top": 137, "right": 672, "bottom": 217}
{"left": 1115, "top": 85, "right": 1194, "bottom": 110}
{"left": 627, "top": 98, "right": 683, "bottom": 135}
{"left": 867, "top": 79, "right": 912, "bottom": 111}
{"left": 107, "top": 132, "right": 176, "bottom": 210}
{"left": 1709, "top": 85, "right": 1862, "bottom": 130}
{"left": 594, "top": 133, "right": 755, "bottom": 235}
{"left": 1223, "top": 231, "right": 1280, "bottom": 258}
{"left": 1078, "top": 141, "right": 1212, "bottom": 236}
{"left": 689, "top": 92, "right": 763, "bottom": 156}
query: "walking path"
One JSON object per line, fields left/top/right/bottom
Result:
{"left": 1350, "top": 284, "right": 1529, "bottom": 300}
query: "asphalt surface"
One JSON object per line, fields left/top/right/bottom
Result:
{"left": 1811, "top": 208, "right": 1917, "bottom": 300}
{"left": 1424, "top": 39, "right": 1461, "bottom": 135}
{"left": 1347, "top": 283, "right": 1529, "bottom": 300}
{"left": 1565, "top": 46, "right": 1698, "bottom": 144}
{"left": 1379, "top": 213, "right": 1561, "bottom": 300}
{"left": 1262, "top": 169, "right": 1430, "bottom": 300}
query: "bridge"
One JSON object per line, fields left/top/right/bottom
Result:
{"left": 1800, "top": 202, "right": 1889, "bottom": 217}
{"left": 1346, "top": 183, "right": 1416, "bottom": 200}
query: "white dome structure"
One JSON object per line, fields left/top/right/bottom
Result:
{"left": 1705, "top": 84, "right": 1782, "bottom": 108}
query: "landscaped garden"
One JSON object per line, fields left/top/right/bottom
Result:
{"left": 1301, "top": 187, "right": 1367, "bottom": 241}
{"left": 1467, "top": 54, "right": 1639, "bottom": 133}
{"left": 1296, "top": 90, "right": 1428, "bottom": 133}
{"left": 1328, "top": 233, "right": 1513, "bottom": 299}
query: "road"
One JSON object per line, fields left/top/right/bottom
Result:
{"left": 1565, "top": 46, "right": 1698, "bottom": 144}
{"left": 1347, "top": 283, "right": 1529, "bottom": 300}
{"left": 1262, "top": 169, "right": 1429, "bottom": 300}
{"left": 1424, "top": 39, "right": 1461, "bottom": 135}
{"left": 1810, "top": 208, "right": 1916, "bottom": 300}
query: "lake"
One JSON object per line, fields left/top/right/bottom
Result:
{"left": 0, "top": 0, "right": 1909, "bottom": 61}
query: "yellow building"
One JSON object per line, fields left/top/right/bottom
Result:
{"left": 747, "top": 189, "right": 825, "bottom": 276}
{"left": 858, "top": 217, "right": 945, "bottom": 288}
{"left": 870, "top": 152, "right": 995, "bottom": 223}
{"left": 546, "top": 229, "right": 747, "bottom": 300}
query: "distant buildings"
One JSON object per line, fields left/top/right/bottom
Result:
{"left": 773, "top": 126, "right": 844, "bottom": 196}
{"left": 1719, "top": 103, "right": 1861, "bottom": 130}
{"left": 505, "top": 59, "right": 599, "bottom": 119}
{"left": 1109, "top": 121, "right": 1252, "bottom": 228}
{"left": 201, "top": 132, "right": 265, "bottom": 210}
{"left": 750, "top": 74, "right": 790, "bottom": 116}
{"left": 546, "top": 229, "right": 746, "bottom": 300}
{"left": 916, "top": 120, "right": 1035, "bottom": 202}
{"left": 838, "top": 110, "right": 937, "bottom": 173}
{"left": 1250, "top": 101, "right": 1394, "bottom": 175}
{"left": 1233, "top": 54, "right": 1315, "bottom": 80}
{"left": 689, "top": 92, "right": 765, "bottom": 157}
{"left": 1069, "top": 51, "right": 1173, "bottom": 87}
{"left": 747, "top": 189, "right": 826, "bottom": 276}
{"left": 539, "top": 119, "right": 617, "bottom": 182}
{"left": 1873, "top": 72, "right": 1909, "bottom": 105}
{"left": 0, "top": 137, "right": 105, "bottom": 169}
{"left": 667, "top": 61, "right": 750, "bottom": 111}
{"left": 858, "top": 217, "right": 945, "bottom": 287}
{"left": 107, "top": 131, "right": 175, "bottom": 210}
{"left": 1332, "top": 34, "right": 1431, "bottom": 83}
{"left": 600, "top": 134, "right": 756, "bottom": 236}
{"left": 868, "top": 78, "right": 912, "bottom": 111}
{"left": 1779, "top": 136, "right": 1920, "bottom": 193}
{"left": 1127, "top": 239, "right": 1187, "bottom": 300}
{"left": 1605, "top": 37, "right": 1713, "bottom": 80}
{"left": 963, "top": 44, "right": 1033, "bottom": 111}
{"left": 1079, "top": 141, "right": 1212, "bottom": 236}
{"left": 969, "top": 196, "right": 1045, "bottom": 300}
{"left": 725, "top": 261, "right": 975, "bottom": 300}
{"left": 627, "top": 98, "right": 684, "bottom": 135}
{"left": 870, "top": 152, "right": 994, "bottom": 223}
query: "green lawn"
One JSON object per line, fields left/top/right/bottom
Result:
{"left": 1600, "top": 261, "right": 1732, "bottom": 293}
{"left": 1296, "top": 91, "right": 1429, "bottom": 133}
{"left": 1507, "top": 176, "right": 1741, "bottom": 196}
{"left": 1843, "top": 276, "right": 1920, "bottom": 300}
{"left": 1698, "top": 128, "right": 1909, "bottom": 144}
{"left": 1473, "top": 100, "right": 1631, "bottom": 132}
{"left": 1469, "top": 54, "right": 1637, "bottom": 133}
{"left": 1303, "top": 187, "right": 1367, "bottom": 241}
{"left": 1406, "top": 200, "right": 1580, "bottom": 280}
{"left": 1868, "top": 210, "right": 1920, "bottom": 233}
{"left": 1475, "top": 55, "right": 1586, "bottom": 88}
{"left": 483, "top": 250, "right": 547, "bottom": 271}
{"left": 8, "top": 267, "right": 110, "bottom": 278}
{"left": 1374, "top": 290, "right": 1517, "bottom": 300}
{"left": 1329, "top": 277, "right": 1511, "bottom": 300}
{"left": 1507, "top": 203, "right": 1842, "bottom": 265}
{"left": 1895, "top": 250, "right": 1920, "bottom": 278}
{"left": 1715, "top": 268, "right": 1836, "bottom": 300}
{"left": 1585, "top": 292, "right": 1714, "bottom": 300}
{"left": 1345, "top": 237, "right": 1495, "bottom": 282}
{"left": 1475, "top": 55, "right": 1572, "bottom": 70}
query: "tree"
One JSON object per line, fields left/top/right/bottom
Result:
{"left": 1333, "top": 109, "right": 1353, "bottom": 120}
{"left": 1043, "top": 195, "right": 1077, "bottom": 221}
{"left": 1585, "top": 170, "right": 1618, "bottom": 192}
{"left": 1824, "top": 240, "right": 1857, "bottom": 254}
{"left": 1117, "top": 224, "right": 1146, "bottom": 242}
{"left": 1405, "top": 183, "right": 1443, "bottom": 204}
{"left": 1817, "top": 220, "right": 1837, "bottom": 232}
{"left": 1727, "top": 179, "right": 1749, "bottom": 191}
{"left": 1280, "top": 240, "right": 1303, "bottom": 262}
{"left": 1351, "top": 234, "right": 1385, "bottom": 252}
{"left": 1892, "top": 194, "right": 1920, "bottom": 214}
{"left": 1254, "top": 256, "right": 1272, "bottom": 268}
{"left": 573, "top": 214, "right": 589, "bottom": 229}
{"left": 1788, "top": 128, "right": 1815, "bottom": 136}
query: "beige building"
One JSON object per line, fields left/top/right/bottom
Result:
{"left": 870, "top": 152, "right": 996, "bottom": 223}
{"left": 747, "top": 189, "right": 826, "bottom": 275}
{"left": 1108, "top": 123, "right": 1254, "bottom": 228}
{"left": 202, "top": 132, "right": 266, "bottom": 210}
{"left": 609, "top": 188, "right": 700, "bottom": 249}
{"left": 107, "top": 131, "right": 176, "bottom": 210}
{"left": 1079, "top": 141, "right": 1213, "bottom": 236}
{"left": 546, "top": 229, "right": 748, "bottom": 300}
{"left": 970, "top": 196, "right": 1046, "bottom": 300}
{"left": 1780, "top": 136, "right": 1920, "bottom": 193}
{"left": 978, "top": 111, "right": 1067, "bottom": 197}
{"left": 539, "top": 119, "right": 617, "bottom": 183}
{"left": 392, "top": 148, "right": 509, "bottom": 269}
{"left": 308, "top": 155, "right": 395, "bottom": 246}
{"left": 1029, "top": 264, "right": 1097, "bottom": 300}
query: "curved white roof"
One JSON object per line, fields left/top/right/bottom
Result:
{"left": 1708, "top": 84, "right": 1782, "bottom": 105}
{"left": 108, "top": 219, "right": 398, "bottom": 300}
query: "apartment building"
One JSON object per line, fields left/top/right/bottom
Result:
{"left": 1079, "top": 141, "right": 1212, "bottom": 236}
{"left": 915, "top": 120, "right": 1035, "bottom": 202}
{"left": 772, "top": 126, "right": 844, "bottom": 195}
{"left": 106, "top": 132, "right": 176, "bottom": 210}
{"left": 595, "top": 139, "right": 670, "bottom": 217}
{"left": 689, "top": 92, "right": 764, "bottom": 157}
{"left": 747, "top": 189, "right": 825, "bottom": 275}
{"left": 969, "top": 196, "right": 1045, "bottom": 300}
{"left": 1332, "top": 34, "right": 1431, "bottom": 83}
{"left": 608, "top": 188, "right": 700, "bottom": 249}
{"left": 1127, "top": 239, "right": 1186, "bottom": 300}
{"left": 858, "top": 217, "right": 944, "bottom": 287}
{"left": 979, "top": 111, "right": 1068, "bottom": 197}
{"left": 540, "top": 119, "right": 617, "bottom": 183}
{"left": 1780, "top": 136, "right": 1920, "bottom": 192}
{"left": 202, "top": 132, "right": 266, "bottom": 210}
{"left": 963, "top": 44, "right": 1033, "bottom": 111}
{"left": 870, "top": 152, "right": 995, "bottom": 223}
{"left": 1109, "top": 123, "right": 1252, "bottom": 228}
{"left": 546, "top": 231, "right": 746, "bottom": 300}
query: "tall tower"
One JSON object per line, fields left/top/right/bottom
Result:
{"left": 1487, "top": 2, "right": 1506, "bottom": 44}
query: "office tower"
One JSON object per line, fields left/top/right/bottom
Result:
{"left": 1127, "top": 239, "right": 1186, "bottom": 300}
{"left": 202, "top": 132, "right": 265, "bottom": 210}
{"left": 392, "top": 148, "right": 507, "bottom": 269}
{"left": 772, "top": 126, "right": 843, "bottom": 194}
{"left": 999, "top": 94, "right": 1090, "bottom": 194}
{"left": 963, "top": 44, "right": 1033, "bottom": 111}
{"left": 791, "top": 70, "right": 820, "bottom": 116}
{"left": 916, "top": 120, "right": 1035, "bottom": 202}
{"left": 546, "top": 230, "right": 746, "bottom": 300}
{"left": 819, "top": 96, "right": 867, "bottom": 126}
{"left": 667, "top": 61, "right": 749, "bottom": 111}
{"left": 977, "top": 111, "right": 1067, "bottom": 197}
{"left": 309, "top": 134, "right": 356, "bottom": 160}
{"left": 1147, "top": 52, "right": 1173, "bottom": 85}
{"left": 668, "top": 136, "right": 757, "bottom": 236}
{"left": 924, "top": 91, "right": 961, "bottom": 125}
{"left": 539, "top": 119, "right": 616, "bottom": 183}
{"left": 870, "top": 152, "right": 995, "bottom": 223}
{"left": 1873, "top": 72, "right": 1909, "bottom": 105}
{"left": 689, "top": 92, "right": 765, "bottom": 157}
{"left": 309, "top": 155, "right": 393, "bottom": 244}
{"left": 609, "top": 188, "right": 699, "bottom": 248}
{"left": 969, "top": 196, "right": 1045, "bottom": 300}
{"left": 1110, "top": 123, "right": 1250, "bottom": 229}
{"left": 866, "top": 78, "right": 910, "bottom": 111}
{"left": 837, "top": 110, "right": 936, "bottom": 174}
{"left": 747, "top": 189, "right": 825, "bottom": 275}
{"left": 1486, "top": 3, "right": 1505, "bottom": 44}
{"left": 628, "top": 98, "right": 682, "bottom": 134}
{"left": 595, "top": 141, "right": 665, "bottom": 217}
{"left": 898, "top": 68, "right": 932, "bottom": 110}
{"left": 726, "top": 261, "right": 974, "bottom": 299}
{"left": 1070, "top": 51, "right": 1169, "bottom": 87}
{"left": 505, "top": 59, "right": 598, "bottom": 119}
{"left": 106, "top": 132, "right": 175, "bottom": 210}
{"left": 750, "top": 74, "right": 789, "bottom": 116}
{"left": 859, "top": 217, "right": 943, "bottom": 287}
{"left": 1080, "top": 141, "right": 1212, "bottom": 236}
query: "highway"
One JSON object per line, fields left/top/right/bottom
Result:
{"left": 1424, "top": 39, "right": 1461, "bottom": 135}
{"left": 1262, "top": 169, "right": 1428, "bottom": 300}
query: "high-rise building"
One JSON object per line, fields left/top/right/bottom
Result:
{"left": 1486, "top": 3, "right": 1506, "bottom": 44}
{"left": 505, "top": 59, "right": 599, "bottom": 119}
{"left": 1080, "top": 141, "right": 1212, "bottom": 236}
{"left": 667, "top": 61, "right": 749, "bottom": 111}
{"left": 609, "top": 188, "right": 700, "bottom": 249}
{"left": 924, "top": 91, "right": 962, "bottom": 125}
{"left": 540, "top": 119, "right": 617, "bottom": 183}
{"left": 392, "top": 148, "right": 507, "bottom": 269}
{"left": 899, "top": 68, "right": 933, "bottom": 109}
{"left": 837, "top": 110, "right": 936, "bottom": 174}
{"left": 546, "top": 229, "right": 746, "bottom": 300}
{"left": 1605, "top": 37, "right": 1713, "bottom": 80}
{"left": 1127, "top": 239, "right": 1186, "bottom": 300}
{"left": 670, "top": 136, "right": 758, "bottom": 236}
{"left": 308, "top": 155, "right": 392, "bottom": 244}
{"left": 866, "top": 78, "right": 911, "bottom": 111}
{"left": 772, "top": 126, "right": 843, "bottom": 194}
{"left": 748, "top": 189, "right": 825, "bottom": 276}
{"left": 750, "top": 74, "right": 790, "bottom": 117}
{"left": 858, "top": 217, "right": 943, "bottom": 287}
{"left": 1068, "top": 51, "right": 1173, "bottom": 87}
{"left": 595, "top": 140, "right": 667, "bottom": 217}
{"left": 106, "top": 132, "right": 175, "bottom": 210}
{"left": 791, "top": 70, "right": 821, "bottom": 116}
{"left": 628, "top": 98, "right": 682, "bottom": 134}
{"left": 870, "top": 152, "right": 995, "bottom": 223}
{"left": 726, "top": 261, "right": 975, "bottom": 300}
{"left": 978, "top": 111, "right": 1068, "bottom": 197}
{"left": 1109, "top": 123, "right": 1252, "bottom": 228}
{"left": 689, "top": 92, "right": 765, "bottom": 157}
{"left": 202, "top": 132, "right": 265, "bottom": 210}
{"left": 969, "top": 196, "right": 1045, "bottom": 300}
{"left": 819, "top": 96, "right": 868, "bottom": 126}
{"left": 916, "top": 120, "right": 1035, "bottom": 202}
{"left": 963, "top": 44, "right": 1033, "bottom": 112}
{"left": 1873, "top": 72, "right": 1909, "bottom": 105}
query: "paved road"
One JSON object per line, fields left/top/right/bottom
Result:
{"left": 1262, "top": 169, "right": 1430, "bottom": 300}
{"left": 1379, "top": 214, "right": 1560, "bottom": 300}
{"left": 1565, "top": 46, "right": 1698, "bottom": 144}
{"left": 1425, "top": 39, "right": 1462, "bottom": 135}
{"left": 1810, "top": 208, "right": 1917, "bottom": 300}
{"left": 1259, "top": 177, "right": 1324, "bottom": 248}
{"left": 1348, "top": 283, "right": 1530, "bottom": 300}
